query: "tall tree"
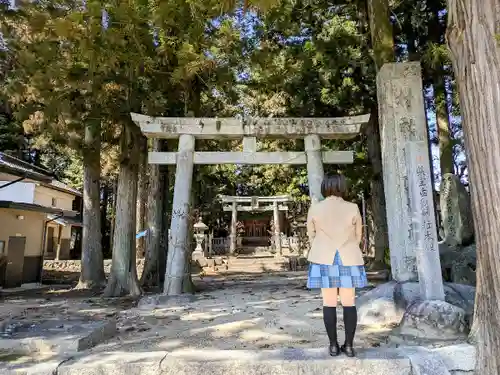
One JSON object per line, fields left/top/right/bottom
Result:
{"left": 104, "top": 123, "right": 142, "bottom": 296}
{"left": 434, "top": 68, "right": 454, "bottom": 175}
{"left": 140, "top": 139, "right": 164, "bottom": 287}
{"left": 135, "top": 135, "right": 148, "bottom": 259}
{"left": 1, "top": 1, "right": 107, "bottom": 287}
{"left": 365, "top": 0, "right": 393, "bottom": 268}
{"left": 423, "top": 0, "right": 455, "bottom": 176}
{"left": 79, "top": 122, "right": 106, "bottom": 288}
{"left": 446, "top": 0, "right": 500, "bottom": 374}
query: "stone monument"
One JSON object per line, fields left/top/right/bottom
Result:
{"left": 357, "top": 62, "right": 476, "bottom": 344}
{"left": 439, "top": 173, "right": 474, "bottom": 247}
{"left": 439, "top": 173, "right": 476, "bottom": 285}
{"left": 378, "top": 62, "right": 444, "bottom": 301}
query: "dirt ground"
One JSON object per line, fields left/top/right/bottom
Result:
{"left": 1, "top": 272, "right": 392, "bottom": 363}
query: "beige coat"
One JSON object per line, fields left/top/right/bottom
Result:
{"left": 306, "top": 196, "right": 364, "bottom": 266}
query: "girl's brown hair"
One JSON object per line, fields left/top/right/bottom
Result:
{"left": 321, "top": 175, "right": 348, "bottom": 198}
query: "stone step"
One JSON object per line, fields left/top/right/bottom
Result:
{"left": 10, "top": 345, "right": 474, "bottom": 375}
{"left": 226, "top": 259, "right": 287, "bottom": 265}
{"left": 199, "top": 257, "right": 390, "bottom": 279}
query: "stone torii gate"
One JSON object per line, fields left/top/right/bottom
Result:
{"left": 132, "top": 115, "right": 367, "bottom": 295}
{"left": 221, "top": 194, "right": 293, "bottom": 254}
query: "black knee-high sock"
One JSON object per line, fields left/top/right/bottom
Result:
{"left": 343, "top": 306, "right": 357, "bottom": 347}
{"left": 323, "top": 306, "right": 338, "bottom": 345}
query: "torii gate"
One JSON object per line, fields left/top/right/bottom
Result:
{"left": 132, "top": 114, "right": 367, "bottom": 294}
{"left": 220, "top": 194, "right": 293, "bottom": 254}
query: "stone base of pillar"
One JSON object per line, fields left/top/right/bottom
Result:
{"left": 356, "top": 281, "right": 475, "bottom": 345}
{"left": 192, "top": 249, "right": 205, "bottom": 260}
{"left": 229, "top": 234, "right": 237, "bottom": 254}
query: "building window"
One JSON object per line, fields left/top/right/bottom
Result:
{"left": 51, "top": 197, "right": 57, "bottom": 207}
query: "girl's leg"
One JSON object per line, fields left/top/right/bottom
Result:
{"left": 321, "top": 288, "right": 340, "bottom": 355}
{"left": 321, "top": 287, "right": 339, "bottom": 307}
{"left": 339, "top": 288, "right": 357, "bottom": 356}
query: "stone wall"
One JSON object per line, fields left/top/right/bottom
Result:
{"left": 44, "top": 259, "right": 146, "bottom": 276}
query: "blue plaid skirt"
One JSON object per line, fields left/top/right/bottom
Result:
{"left": 307, "top": 251, "right": 368, "bottom": 289}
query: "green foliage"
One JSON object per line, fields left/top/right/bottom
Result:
{"left": 1, "top": 0, "right": 462, "bottom": 232}
{"left": 0, "top": 112, "right": 24, "bottom": 156}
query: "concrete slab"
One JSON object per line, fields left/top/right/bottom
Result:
{"left": 0, "top": 320, "right": 117, "bottom": 355}
{"left": 0, "top": 283, "right": 48, "bottom": 294}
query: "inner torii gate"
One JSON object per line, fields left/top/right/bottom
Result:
{"left": 221, "top": 194, "right": 293, "bottom": 254}
{"left": 132, "top": 114, "right": 368, "bottom": 295}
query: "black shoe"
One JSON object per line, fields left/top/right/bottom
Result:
{"left": 329, "top": 342, "right": 341, "bottom": 357}
{"left": 341, "top": 344, "right": 355, "bottom": 357}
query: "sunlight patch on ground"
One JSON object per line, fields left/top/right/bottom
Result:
{"left": 181, "top": 311, "right": 232, "bottom": 321}
{"left": 189, "top": 318, "right": 263, "bottom": 336}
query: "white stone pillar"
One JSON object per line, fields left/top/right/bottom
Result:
{"left": 305, "top": 134, "right": 324, "bottom": 201}
{"left": 229, "top": 202, "right": 237, "bottom": 253}
{"left": 273, "top": 201, "right": 281, "bottom": 255}
{"left": 164, "top": 134, "right": 195, "bottom": 295}
{"left": 208, "top": 232, "right": 213, "bottom": 258}
{"left": 406, "top": 141, "right": 445, "bottom": 300}
{"left": 377, "top": 62, "right": 444, "bottom": 300}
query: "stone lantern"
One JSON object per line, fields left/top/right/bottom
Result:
{"left": 193, "top": 217, "right": 208, "bottom": 258}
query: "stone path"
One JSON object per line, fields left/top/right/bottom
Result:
{"left": 91, "top": 274, "right": 390, "bottom": 354}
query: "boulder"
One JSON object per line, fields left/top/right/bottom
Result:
{"left": 394, "top": 300, "right": 468, "bottom": 341}
{"left": 440, "top": 173, "right": 474, "bottom": 247}
{"left": 358, "top": 281, "right": 475, "bottom": 327}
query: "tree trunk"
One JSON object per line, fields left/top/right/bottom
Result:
{"left": 435, "top": 73, "right": 454, "bottom": 175}
{"left": 141, "top": 139, "right": 163, "bottom": 288}
{"left": 364, "top": 110, "right": 389, "bottom": 269}
{"left": 103, "top": 125, "right": 142, "bottom": 297}
{"left": 76, "top": 123, "right": 105, "bottom": 289}
{"left": 367, "top": 0, "right": 394, "bottom": 71}
{"left": 136, "top": 136, "right": 148, "bottom": 259}
{"left": 447, "top": 1, "right": 500, "bottom": 374}
{"left": 109, "top": 178, "right": 118, "bottom": 257}
{"left": 101, "top": 183, "right": 109, "bottom": 255}
{"left": 365, "top": 0, "right": 394, "bottom": 269}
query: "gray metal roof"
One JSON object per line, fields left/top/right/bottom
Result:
{"left": 0, "top": 152, "right": 53, "bottom": 182}
{"left": 45, "top": 180, "right": 82, "bottom": 197}
{"left": 0, "top": 152, "right": 82, "bottom": 196}
{"left": 0, "top": 200, "right": 80, "bottom": 218}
